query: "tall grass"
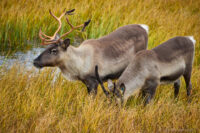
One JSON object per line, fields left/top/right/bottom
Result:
{"left": 0, "top": 0, "right": 200, "bottom": 64}
{"left": 0, "top": 66, "right": 200, "bottom": 132}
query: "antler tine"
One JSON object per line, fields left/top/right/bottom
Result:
{"left": 59, "top": 18, "right": 91, "bottom": 39}
{"left": 39, "top": 29, "right": 53, "bottom": 39}
{"left": 65, "top": 16, "right": 74, "bottom": 28}
{"left": 39, "top": 30, "right": 59, "bottom": 45}
{"left": 40, "top": 40, "right": 60, "bottom": 45}
{"left": 39, "top": 29, "right": 57, "bottom": 43}
{"left": 39, "top": 29, "right": 50, "bottom": 45}
{"left": 39, "top": 29, "right": 46, "bottom": 43}
{"left": 49, "top": 8, "right": 66, "bottom": 39}
{"left": 59, "top": 23, "right": 84, "bottom": 39}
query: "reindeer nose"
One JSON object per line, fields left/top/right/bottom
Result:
{"left": 33, "top": 59, "right": 43, "bottom": 68}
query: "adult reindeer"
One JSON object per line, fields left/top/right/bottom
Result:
{"left": 96, "top": 36, "right": 195, "bottom": 105}
{"left": 33, "top": 9, "right": 149, "bottom": 95}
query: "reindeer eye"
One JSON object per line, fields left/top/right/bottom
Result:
{"left": 50, "top": 49, "right": 57, "bottom": 55}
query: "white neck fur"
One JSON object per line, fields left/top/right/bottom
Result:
{"left": 59, "top": 45, "right": 93, "bottom": 81}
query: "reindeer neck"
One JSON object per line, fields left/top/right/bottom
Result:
{"left": 59, "top": 45, "right": 92, "bottom": 81}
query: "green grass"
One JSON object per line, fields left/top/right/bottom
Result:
{"left": 0, "top": 0, "right": 200, "bottom": 132}
{"left": 0, "top": 0, "right": 200, "bottom": 64}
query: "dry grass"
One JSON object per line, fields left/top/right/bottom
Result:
{"left": 0, "top": 0, "right": 200, "bottom": 132}
{"left": 0, "top": 66, "right": 200, "bottom": 132}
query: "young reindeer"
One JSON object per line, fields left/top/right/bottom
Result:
{"left": 95, "top": 36, "right": 195, "bottom": 105}
{"left": 33, "top": 9, "right": 149, "bottom": 95}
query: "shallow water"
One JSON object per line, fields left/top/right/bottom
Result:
{"left": 0, "top": 47, "right": 44, "bottom": 70}
{"left": 0, "top": 47, "right": 62, "bottom": 84}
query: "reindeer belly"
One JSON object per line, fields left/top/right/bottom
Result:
{"left": 160, "top": 68, "right": 184, "bottom": 84}
{"left": 102, "top": 67, "right": 125, "bottom": 81}
{"left": 98, "top": 58, "right": 130, "bottom": 81}
{"left": 159, "top": 59, "right": 185, "bottom": 84}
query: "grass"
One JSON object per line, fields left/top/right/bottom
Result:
{"left": 0, "top": 65, "right": 200, "bottom": 132}
{"left": 0, "top": 0, "right": 200, "bottom": 132}
{"left": 0, "top": 0, "right": 200, "bottom": 64}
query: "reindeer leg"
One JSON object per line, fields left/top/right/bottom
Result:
{"left": 82, "top": 78, "right": 98, "bottom": 96}
{"left": 174, "top": 79, "right": 181, "bottom": 98}
{"left": 183, "top": 64, "right": 192, "bottom": 97}
{"left": 142, "top": 79, "right": 158, "bottom": 106}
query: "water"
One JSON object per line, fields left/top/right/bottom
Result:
{"left": 0, "top": 47, "right": 44, "bottom": 70}
{"left": 0, "top": 47, "right": 62, "bottom": 84}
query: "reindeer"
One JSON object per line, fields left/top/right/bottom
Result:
{"left": 33, "top": 9, "right": 149, "bottom": 95}
{"left": 95, "top": 36, "right": 195, "bottom": 105}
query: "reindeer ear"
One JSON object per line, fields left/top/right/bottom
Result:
{"left": 120, "top": 83, "right": 126, "bottom": 95}
{"left": 60, "top": 38, "right": 70, "bottom": 50}
{"left": 108, "top": 79, "right": 114, "bottom": 92}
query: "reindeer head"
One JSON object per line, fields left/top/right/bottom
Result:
{"left": 95, "top": 66, "right": 126, "bottom": 104}
{"left": 33, "top": 9, "right": 90, "bottom": 68}
{"left": 33, "top": 38, "right": 70, "bottom": 68}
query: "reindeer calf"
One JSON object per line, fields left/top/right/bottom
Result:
{"left": 96, "top": 36, "right": 195, "bottom": 105}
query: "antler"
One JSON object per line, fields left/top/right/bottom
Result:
{"left": 39, "top": 9, "right": 91, "bottom": 45}
{"left": 39, "top": 9, "right": 66, "bottom": 43}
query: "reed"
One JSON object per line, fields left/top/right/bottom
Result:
{"left": 0, "top": 0, "right": 200, "bottom": 64}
